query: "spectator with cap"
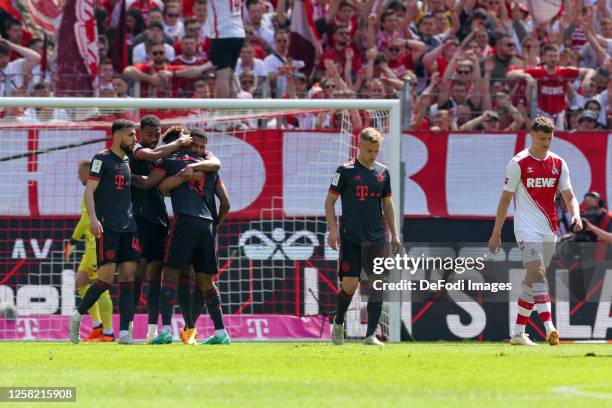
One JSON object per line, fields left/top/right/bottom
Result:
{"left": 576, "top": 109, "right": 600, "bottom": 131}
{"left": 459, "top": 110, "right": 501, "bottom": 131}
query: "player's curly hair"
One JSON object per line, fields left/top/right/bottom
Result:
{"left": 531, "top": 116, "right": 555, "bottom": 134}
{"left": 162, "top": 126, "right": 185, "bottom": 144}
{"left": 360, "top": 127, "right": 383, "bottom": 144}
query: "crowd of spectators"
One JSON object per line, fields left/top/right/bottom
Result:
{"left": 0, "top": 0, "right": 610, "bottom": 130}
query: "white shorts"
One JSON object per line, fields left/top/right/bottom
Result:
{"left": 515, "top": 230, "right": 557, "bottom": 267}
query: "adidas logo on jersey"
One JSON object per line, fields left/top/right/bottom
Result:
{"left": 526, "top": 177, "right": 556, "bottom": 188}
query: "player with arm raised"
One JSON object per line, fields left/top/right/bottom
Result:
{"left": 129, "top": 117, "right": 192, "bottom": 343}
{"left": 488, "top": 116, "right": 582, "bottom": 346}
{"left": 167, "top": 156, "right": 231, "bottom": 338}
{"left": 64, "top": 161, "right": 114, "bottom": 342}
{"left": 69, "top": 120, "right": 140, "bottom": 345}
{"left": 325, "top": 128, "right": 401, "bottom": 346}
{"left": 148, "top": 128, "right": 228, "bottom": 345}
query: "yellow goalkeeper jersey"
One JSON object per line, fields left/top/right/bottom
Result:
{"left": 71, "top": 193, "right": 96, "bottom": 252}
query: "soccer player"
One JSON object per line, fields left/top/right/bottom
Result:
{"left": 130, "top": 116, "right": 192, "bottom": 343}
{"left": 69, "top": 120, "right": 141, "bottom": 345}
{"left": 325, "top": 128, "right": 400, "bottom": 346}
{"left": 152, "top": 128, "right": 230, "bottom": 345}
{"left": 64, "top": 160, "right": 114, "bottom": 342}
{"left": 488, "top": 116, "right": 583, "bottom": 346}
{"left": 180, "top": 154, "right": 231, "bottom": 338}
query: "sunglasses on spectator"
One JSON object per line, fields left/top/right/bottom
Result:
{"left": 388, "top": 47, "right": 401, "bottom": 52}
{"left": 486, "top": 117, "right": 499, "bottom": 122}
{"left": 457, "top": 69, "right": 472, "bottom": 75}
{"left": 167, "top": 13, "right": 180, "bottom": 18}
{"left": 325, "top": 84, "right": 336, "bottom": 89}
{"left": 151, "top": 50, "right": 165, "bottom": 56}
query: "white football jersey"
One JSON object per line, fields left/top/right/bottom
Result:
{"left": 503, "top": 149, "right": 571, "bottom": 235}
{"left": 208, "top": 0, "right": 245, "bottom": 39}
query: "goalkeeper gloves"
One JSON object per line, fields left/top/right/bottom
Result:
{"left": 63, "top": 239, "right": 78, "bottom": 261}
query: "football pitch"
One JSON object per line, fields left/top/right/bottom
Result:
{"left": 0, "top": 342, "right": 610, "bottom": 407}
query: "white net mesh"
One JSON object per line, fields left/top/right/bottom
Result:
{"left": 0, "top": 101, "right": 396, "bottom": 341}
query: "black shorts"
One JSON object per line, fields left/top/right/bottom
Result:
{"left": 97, "top": 229, "right": 141, "bottom": 267}
{"left": 135, "top": 216, "right": 168, "bottom": 262}
{"left": 338, "top": 239, "right": 384, "bottom": 279}
{"left": 165, "top": 214, "right": 218, "bottom": 274}
{"left": 209, "top": 38, "right": 244, "bottom": 70}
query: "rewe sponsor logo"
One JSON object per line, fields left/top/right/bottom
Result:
{"left": 526, "top": 177, "right": 556, "bottom": 188}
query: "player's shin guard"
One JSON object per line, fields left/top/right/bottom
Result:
{"left": 133, "top": 277, "right": 143, "bottom": 310}
{"left": 97, "top": 289, "right": 114, "bottom": 333}
{"left": 365, "top": 301, "right": 383, "bottom": 337}
{"left": 119, "top": 282, "right": 135, "bottom": 332}
{"left": 334, "top": 289, "right": 354, "bottom": 325}
{"left": 76, "top": 285, "right": 102, "bottom": 324}
{"left": 77, "top": 281, "right": 111, "bottom": 315}
{"left": 514, "top": 283, "right": 535, "bottom": 336}
{"left": 191, "top": 287, "right": 205, "bottom": 325}
{"left": 177, "top": 277, "right": 193, "bottom": 328}
{"left": 204, "top": 287, "right": 225, "bottom": 331}
{"left": 159, "top": 280, "right": 177, "bottom": 326}
{"left": 147, "top": 280, "right": 161, "bottom": 325}
{"left": 532, "top": 282, "right": 555, "bottom": 334}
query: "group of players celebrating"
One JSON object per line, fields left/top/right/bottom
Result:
{"left": 66, "top": 113, "right": 577, "bottom": 346}
{"left": 68, "top": 116, "right": 230, "bottom": 345}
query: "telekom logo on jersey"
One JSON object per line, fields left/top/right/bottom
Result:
{"left": 526, "top": 178, "right": 556, "bottom": 188}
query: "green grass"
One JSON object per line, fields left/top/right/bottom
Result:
{"left": 0, "top": 342, "right": 611, "bottom": 407}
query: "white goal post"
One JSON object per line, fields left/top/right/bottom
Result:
{"left": 0, "top": 97, "right": 402, "bottom": 342}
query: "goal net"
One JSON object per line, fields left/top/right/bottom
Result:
{"left": 0, "top": 97, "right": 401, "bottom": 342}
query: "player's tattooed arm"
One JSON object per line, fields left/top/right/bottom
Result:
{"left": 131, "top": 171, "right": 165, "bottom": 190}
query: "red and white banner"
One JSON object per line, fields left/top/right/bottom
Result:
{"left": 0, "top": 314, "right": 331, "bottom": 341}
{"left": 0, "top": 129, "right": 610, "bottom": 219}
{"left": 54, "top": 0, "right": 98, "bottom": 96}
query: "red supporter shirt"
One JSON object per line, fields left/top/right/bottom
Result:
{"left": 387, "top": 54, "right": 415, "bottom": 77}
{"left": 171, "top": 55, "right": 206, "bottom": 97}
{"left": 524, "top": 66, "right": 579, "bottom": 114}
{"left": 132, "top": 63, "right": 185, "bottom": 98}
{"left": 319, "top": 47, "right": 362, "bottom": 75}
